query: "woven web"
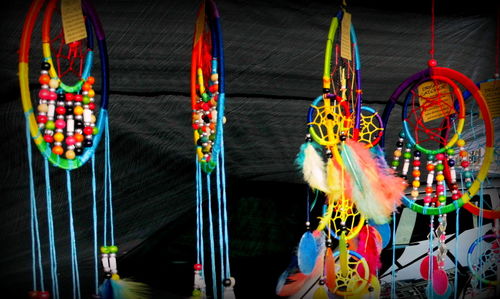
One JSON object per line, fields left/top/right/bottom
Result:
{"left": 308, "top": 100, "right": 353, "bottom": 143}
{"left": 470, "top": 238, "right": 500, "bottom": 284}
{"left": 331, "top": 197, "right": 362, "bottom": 238}
{"left": 358, "top": 111, "right": 383, "bottom": 145}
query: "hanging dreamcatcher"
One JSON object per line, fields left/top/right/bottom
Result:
{"left": 19, "top": 0, "right": 148, "bottom": 298}
{"left": 190, "top": 1, "right": 234, "bottom": 298}
{"left": 276, "top": 3, "right": 404, "bottom": 298}
{"left": 380, "top": 0, "right": 497, "bottom": 297}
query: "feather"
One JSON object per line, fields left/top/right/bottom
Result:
{"left": 313, "top": 286, "right": 329, "bottom": 299}
{"left": 326, "top": 158, "right": 343, "bottom": 197}
{"left": 341, "top": 140, "right": 405, "bottom": 224}
{"left": 296, "top": 142, "right": 328, "bottom": 193}
{"left": 298, "top": 231, "right": 320, "bottom": 275}
{"left": 98, "top": 279, "right": 113, "bottom": 299}
{"left": 109, "top": 276, "right": 151, "bottom": 299}
{"left": 324, "top": 247, "right": 336, "bottom": 292}
{"left": 276, "top": 232, "right": 326, "bottom": 296}
{"left": 356, "top": 225, "right": 382, "bottom": 277}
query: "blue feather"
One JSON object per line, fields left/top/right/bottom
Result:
{"left": 297, "top": 231, "right": 318, "bottom": 275}
{"left": 295, "top": 141, "right": 323, "bottom": 170}
{"left": 98, "top": 279, "right": 113, "bottom": 299}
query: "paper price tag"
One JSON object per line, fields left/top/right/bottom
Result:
{"left": 61, "top": 0, "right": 87, "bottom": 44}
{"left": 340, "top": 12, "right": 352, "bottom": 61}
{"left": 417, "top": 81, "right": 455, "bottom": 122}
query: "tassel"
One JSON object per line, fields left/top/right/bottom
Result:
{"left": 100, "top": 275, "right": 151, "bottom": 299}
{"left": 296, "top": 141, "right": 328, "bottom": 193}
{"left": 312, "top": 286, "right": 329, "bottom": 299}
{"left": 324, "top": 247, "right": 336, "bottom": 293}
{"left": 356, "top": 225, "right": 382, "bottom": 276}
{"left": 98, "top": 279, "right": 113, "bottom": 299}
{"left": 223, "top": 277, "right": 236, "bottom": 299}
{"left": 341, "top": 140, "right": 405, "bottom": 224}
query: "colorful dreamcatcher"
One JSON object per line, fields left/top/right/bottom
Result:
{"left": 190, "top": 1, "right": 234, "bottom": 298}
{"left": 380, "top": 0, "right": 496, "bottom": 297}
{"left": 277, "top": 3, "right": 404, "bottom": 298}
{"left": 19, "top": 0, "right": 148, "bottom": 298}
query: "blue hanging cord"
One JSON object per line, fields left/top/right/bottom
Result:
{"left": 105, "top": 119, "right": 115, "bottom": 245}
{"left": 429, "top": 215, "right": 434, "bottom": 299}
{"left": 220, "top": 135, "right": 230, "bottom": 278}
{"left": 91, "top": 157, "right": 99, "bottom": 294}
{"left": 391, "top": 210, "right": 397, "bottom": 299}
{"left": 26, "top": 122, "right": 44, "bottom": 291}
{"left": 206, "top": 174, "right": 218, "bottom": 299}
{"left": 44, "top": 158, "right": 59, "bottom": 299}
{"left": 477, "top": 181, "right": 484, "bottom": 291}
{"left": 196, "top": 161, "right": 205, "bottom": 280}
{"left": 196, "top": 159, "right": 201, "bottom": 265}
{"left": 454, "top": 208, "right": 459, "bottom": 299}
{"left": 66, "top": 170, "right": 81, "bottom": 299}
{"left": 216, "top": 161, "right": 225, "bottom": 284}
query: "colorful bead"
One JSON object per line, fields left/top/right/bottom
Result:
{"left": 413, "top": 160, "right": 421, "bottom": 167}
{"left": 438, "top": 195, "right": 446, "bottom": 202}
{"left": 461, "top": 161, "right": 470, "bottom": 168}
{"left": 45, "top": 120, "right": 55, "bottom": 130}
{"left": 74, "top": 106, "right": 84, "bottom": 115}
{"left": 403, "top": 152, "right": 412, "bottom": 159}
{"left": 391, "top": 160, "right": 400, "bottom": 167}
{"left": 55, "top": 119, "right": 66, "bottom": 129}
{"left": 456, "top": 139, "right": 466, "bottom": 147}
{"left": 436, "top": 153, "right": 445, "bottom": 161}
{"left": 49, "top": 78, "right": 59, "bottom": 89}
{"left": 393, "top": 150, "right": 401, "bottom": 157}
{"left": 435, "top": 174, "right": 444, "bottom": 181}
{"left": 412, "top": 170, "right": 421, "bottom": 177}
{"left": 88, "top": 89, "right": 95, "bottom": 98}
{"left": 412, "top": 180, "right": 420, "bottom": 188}
{"left": 37, "top": 115, "right": 48, "bottom": 124}
{"left": 65, "top": 150, "right": 76, "bottom": 160}
{"left": 410, "top": 190, "right": 419, "bottom": 198}
{"left": 52, "top": 145, "right": 63, "bottom": 155}
{"left": 39, "top": 74, "right": 50, "bottom": 85}
{"left": 435, "top": 163, "right": 444, "bottom": 171}
{"left": 194, "top": 264, "right": 203, "bottom": 271}
{"left": 86, "top": 76, "right": 95, "bottom": 85}
{"left": 44, "top": 134, "right": 54, "bottom": 143}
{"left": 53, "top": 132, "right": 64, "bottom": 142}
{"left": 426, "top": 164, "right": 435, "bottom": 171}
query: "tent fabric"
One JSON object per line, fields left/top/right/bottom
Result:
{"left": 0, "top": 0, "right": 498, "bottom": 297}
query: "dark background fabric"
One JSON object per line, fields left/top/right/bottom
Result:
{"left": 0, "top": 0, "right": 498, "bottom": 298}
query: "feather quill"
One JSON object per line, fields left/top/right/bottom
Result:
{"left": 341, "top": 140, "right": 405, "bottom": 224}
{"left": 296, "top": 142, "right": 328, "bottom": 193}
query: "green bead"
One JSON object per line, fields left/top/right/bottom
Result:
{"left": 197, "top": 129, "right": 203, "bottom": 135}
{"left": 463, "top": 171, "right": 472, "bottom": 178}
{"left": 108, "top": 245, "right": 118, "bottom": 253}
{"left": 435, "top": 164, "right": 444, "bottom": 171}
{"left": 82, "top": 96, "right": 90, "bottom": 104}
{"left": 403, "top": 152, "right": 412, "bottom": 159}
{"left": 192, "top": 289, "right": 202, "bottom": 297}
{"left": 93, "top": 127, "right": 99, "bottom": 135}
{"left": 446, "top": 148, "right": 455, "bottom": 155}
{"left": 399, "top": 131, "right": 406, "bottom": 138}
{"left": 438, "top": 195, "right": 447, "bottom": 202}
{"left": 209, "top": 134, "right": 216, "bottom": 141}
{"left": 100, "top": 246, "right": 110, "bottom": 254}
{"left": 391, "top": 160, "right": 400, "bottom": 167}
{"left": 201, "top": 93, "right": 210, "bottom": 102}
{"left": 427, "top": 154, "right": 435, "bottom": 161}
{"left": 465, "top": 181, "right": 472, "bottom": 188}
{"left": 46, "top": 120, "right": 55, "bottom": 130}
{"left": 200, "top": 136, "right": 209, "bottom": 143}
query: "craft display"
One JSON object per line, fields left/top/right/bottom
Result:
{"left": 191, "top": 1, "right": 234, "bottom": 298}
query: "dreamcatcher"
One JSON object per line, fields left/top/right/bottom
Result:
{"left": 276, "top": 3, "right": 403, "bottom": 298}
{"left": 19, "top": 0, "right": 148, "bottom": 298}
{"left": 380, "top": 0, "right": 496, "bottom": 297}
{"left": 190, "top": 1, "right": 234, "bottom": 298}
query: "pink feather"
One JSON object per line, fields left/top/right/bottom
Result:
{"left": 356, "top": 225, "right": 382, "bottom": 276}
{"left": 343, "top": 140, "right": 405, "bottom": 222}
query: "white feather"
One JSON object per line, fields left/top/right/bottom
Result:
{"left": 302, "top": 143, "right": 328, "bottom": 192}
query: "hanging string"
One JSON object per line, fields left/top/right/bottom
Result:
{"left": 26, "top": 120, "right": 44, "bottom": 292}
{"left": 454, "top": 207, "right": 459, "bottom": 299}
{"left": 216, "top": 160, "right": 225, "bottom": 284}
{"left": 91, "top": 156, "right": 99, "bottom": 294}
{"left": 429, "top": 214, "right": 435, "bottom": 299}
{"left": 477, "top": 181, "right": 484, "bottom": 290}
{"left": 105, "top": 116, "right": 115, "bottom": 245}
{"left": 196, "top": 159, "right": 201, "bottom": 265}
{"left": 391, "top": 209, "right": 397, "bottom": 299}
{"left": 196, "top": 160, "right": 205, "bottom": 280}
{"left": 44, "top": 158, "right": 59, "bottom": 299}
{"left": 220, "top": 130, "right": 231, "bottom": 278}
{"left": 66, "top": 170, "right": 81, "bottom": 299}
{"left": 206, "top": 174, "right": 218, "bottom": 299}
{"left": 429, "top": 0, "right": 436, "bottom": 60}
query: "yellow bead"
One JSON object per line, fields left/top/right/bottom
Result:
{"left": 211, "top": 73, "right": 219, "bottom": 82}
{"left": 393, "top": 150, "right": 402, "bottom": 157}
{"left": 412, "top": 180, "right": 420, "bottom": 188}
{"left": 38, "top": 104, "right": 48, "bottom": 113}
{"left": 53, "top": 132, "right": 64, "bottom": 142}
{"left": 111, "top": 274, "right": 120, "bottom": 280}
{"left": 88, "top": 89, "right": 95, "bottom": 98}
{"left": 65, "top": 150, "right": 75, "bottom": 160}
{"left": 90, "top": 114, "right": 96, "bottom": 123}
{"left": 74, "top": 106, "right": 84, "bottom": 115}
{"left": 436, "top": 174, "right": 444, "bottom": 181}
{"left": 457, "top": 139, "right": 466, "bottom": 147}
{"left": 49, "top": 78, "right": 59, "bottom": 89}
{"left": 411, "top": 190, "right": 419, "bottom": 198}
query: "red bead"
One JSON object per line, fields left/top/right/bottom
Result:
{"left": 413, "top": 160, "right": 421, "bottom": 167}
{"left": 74, "top": 133, "right": 84, "bottom": 143}
{"left": 423, "top": 196, "right": 432, "bottom": 203}
{"left": 56, "top": 106, "right": 66, "bottom": 115}
{"left": 209, "top": 84, "right": 218, "bottom": 93}
{"left": 201, "top": 125, "right": 210, "bottom": 133}
{"left": 436, "top": 153, "right": 445, "bottom": 161}
{"left": 55, "top": 119, "right": 66, "bottom": 129}
{"left": 461, "top": 161, "right": 470, "bottom": 168}
{"left": 86, "top": 76, "right": 95, "bottom": 85}
{"left": 82, "top": 82, "right": 91, "bottom": 91}
{"left": 48, "top": 91, "right": 57, "bottom": 101}
{"left": 74, "top": 94, "right": 83, "bottom": 102}
{"left": 428, "top": 59, "right": 438, "bottom": 67}
{"left": 425, "top": 187, "right": 433, "bottom": 194}
{"left": 201, "top": 103, "right": 211, "bottom": 111}
{"left": 39, "top": 291, "right": 50, "bottom": 299}
{"left": 39, "top": 89, "right": 50, "bottom": 99}
{"left": 194, "top": 264, "right": 202, "bottom": 271}
{"left": 66, "top": 136, "right": 76, "bottom": 146}
{"left": 44, "top": 134, "right": 54, "bottom": 143}
{"left": 37, "top": 115, "right": 48, "bottom": 124}
{"left": 28, "top": 291, "right": 39, "bottom": 299}
{"left": 88, "top": 102, "right": 96, "bottom": 110}
{"left": 436, "top": 185, "right": 445, "bottom": 193}
{"left": 451, "top": 194, "right": 460, "bottom": 200}
{"left": 83, "top": 126, "right": 93, "bottom": 135}
{"left": 65, "top": 93, "right": 75, "bottom": 101}
{"left": 192, "top": 123, "right": 199, "bottom": 130}
{"left": 39, "top": 74, "right": 50, "bottom": 85}
{"left": 412, "top": 170, "right": 421, "bottom": 177}
{"left": 427, "top": 164, "right": 435, "bottom": 171}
